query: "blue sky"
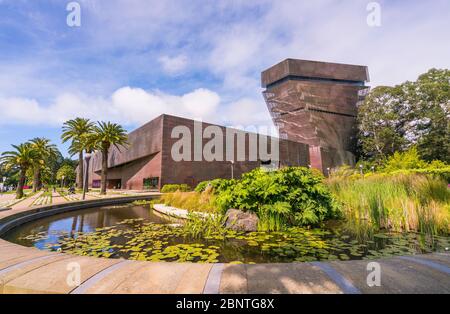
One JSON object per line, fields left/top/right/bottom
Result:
{"left": 0, "top": 0, "right": 449, "bottom": 157}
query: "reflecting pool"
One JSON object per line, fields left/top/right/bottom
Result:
{"left": 3, "top": 203, "right": 449, "bottom": 263}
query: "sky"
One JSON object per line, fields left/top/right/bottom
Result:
{"left": 0, "top": 0, "right": 449, "bottom": 157}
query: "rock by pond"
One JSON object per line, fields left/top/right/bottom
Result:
{"left": 225, "top": 209, "right": 259, "bottom": 232}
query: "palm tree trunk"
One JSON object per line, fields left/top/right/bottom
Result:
{"left": 37, "top": 171, "right": 42, "bottom": 190}
{"left": 100, "top": 149, "right": 108, "bottom": 195}
{"left": 32, "top": 167, "right": 40, "bottom": 192}
{"left": 16, "top": 168, "right": 26, "bottom": 199}
{"left": 77, "top": 151, "right": 84, "bottom": 189}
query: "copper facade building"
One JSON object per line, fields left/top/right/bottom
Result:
{"left": 85, "top": 59, "right": 369, "bottom": 190}
{"left": 262, "top": 59, "right": 370, "bottom": 172}
{"left": 86, "top": 114, "right": 309, "bottom": 190}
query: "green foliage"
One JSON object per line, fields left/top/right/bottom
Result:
{"left": 381, "top": 148, "right": 450, "bottom": 182}
{"left": 61, "top": 118, "right": 96, "bottom": 147}
{"left": 161, "top": 184, "right": 191, "bottom": 193}
{"left": 357, "top": 86, "right": 406, "bottom": 159}
{"left": 61, "top": 117, "right": 96, "bottom": 188}
{"left": 215, "top": 167, "right": 340, "bottom": 231}
{"left": 258, "top": 201, "right": 291, "bottom": 231}
{"left": 0, "top": 143, "right": 38, "bottom": 198}
{"left": 34, "top": 216, "right": 449, "bottom": 263}
{"left": 333, "top": 147, "right": 450, "bottom": 182}
{"left": 160, "top": 190, "right": 217, "bottom": 213}
{"left": 358, "top": 68, "right": 450, "bottom": 163}
{"left": 92, "top": 121, "right": 129, "bottom": 194}
{"left": 56, "top": 164, "right": 76, "bottom": 183}
{"left": 195, "top": 178, "right": 237, "bottom": 193}
{"left": 194, "top": 181, "right": 209, "bottom": 193}
{"left": 29, "top": 137, "right": 60, "bottom": 191}
{"left": 328, "top": 173, "right": 450, "bottom": 236}
{"left": 382, "top": 147, "right": 428, "bottom": 172}
{"left": 0, "top": 164, "right": 18, "bottom": 186}
{"left": 93, "top": 121, "right": 129, "bottom": 152}
{"left": 182, "top": 212, "right": 226, "bottom": 238}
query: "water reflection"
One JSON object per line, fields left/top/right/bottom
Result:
{"left": 4, "top": 204, "right": 171, "bottom": 250}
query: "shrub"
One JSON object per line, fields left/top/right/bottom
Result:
{"left": 215, "top": 167, "right": 340, "bottom": 230}
{"left": 330, "top": 147, "right": 450, "bottom": 183}
{"left": 195, "top": 178, "right": 237, "bottom": 194}
{"left": 194, "top": 181, "right": 210, "bottom": 193}
{"left": 382, "top": 147, "right": 428, "bottom": 172}
{"left": 160, "top": 184, "right": 191, "bottom": 193}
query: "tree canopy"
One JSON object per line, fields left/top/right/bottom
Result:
{"left": 357, "top": 68, "right": 450, "bottom": 163}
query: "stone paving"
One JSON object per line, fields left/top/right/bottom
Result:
{"left": 10, "top": 191, "right": 43, "bottom": 210}
{"left": 0, "top": 191, "right": 37, "bottom": 210}
{"left": 0, "top": 194, "right": 449, "bottom": 294}
{"left": 0, "top": 238, "right": 448, "bottom": 294}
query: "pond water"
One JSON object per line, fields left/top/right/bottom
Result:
{"left": 3, "top": 203, "right": 449, "bottom": 263}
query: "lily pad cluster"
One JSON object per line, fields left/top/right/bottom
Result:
{"left": 19, "top": 217, "right": 450, "bottom": 263}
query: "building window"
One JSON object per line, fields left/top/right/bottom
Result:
{"left": 143, "top": 177, "right": 159, "bottom": 190}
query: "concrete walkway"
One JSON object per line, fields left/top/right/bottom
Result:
{"left": 10, "top": 191, "right": 43, "bottom": 210}
{"left": 0, "top": 195, "right": 449, "bottom": 294}
{"left": 0, "top": 239, "right": 448, "bottom": 294}
{"left": 0, "top": 190, "right": 159, "bottom": 221}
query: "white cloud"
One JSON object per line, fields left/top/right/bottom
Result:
{"left": 0, "top": 86, "right": 277, "bottom": 135}
{"left": 158, "top": 55, "right": 188, "bottom": 75}
{"left": 110, "top": 87, "right": 219, "bottom": 124}
{"left": 1, "top": 0, "right": 449, "bottom": 149}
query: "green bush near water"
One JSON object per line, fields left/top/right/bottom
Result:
{"left": 170, "top": 167, "right": 340, "bottom": 231}
{"left": 210, "top": 167, "right": 340, "bottom": 231}
{"left": 161, "top": 184, "right": 191, "bottom": 193}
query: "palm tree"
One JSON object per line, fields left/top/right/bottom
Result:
{"left": 93, "top": 122, "right": 128, "bottom": 195}
{"left": 29, "top": 137, "right": 59, "bottom": 192}
{"left": 0, "top": 143, "right": 37, "bottom": 199}
{"left": 61, "top": 118, "right": 95, "bottom": 189}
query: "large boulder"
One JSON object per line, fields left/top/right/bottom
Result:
{"left": 225, "top": 209, "right": 259, "bottom": 232}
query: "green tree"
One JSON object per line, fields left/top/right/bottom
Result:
{"left": 56, "top": 164, "right": 76, "bottom": 186}
{"left": 61, "top": 118, "right": 95, "bottom": 188}
{"left": 409, "top": 69, "right": 450, "bottom": 162}
{"left": 357, "top": 68, "right": 450, "bottom": 162}
{"left": 0, "top": 164, "right": 18, "bottom": 187}
{"left": 0, "top": 143, "right": 37, "bottom": 198}
{"left": 92, "top": 122, "right": 128, "bottom": 195}
{"left": 29, "top": 137, "right": 59, "bottom": 192}
{"left": 357, "top": 86, "right": 406, "bottom": 160}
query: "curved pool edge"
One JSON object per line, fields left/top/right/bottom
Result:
{"left": 0, "top": 194, "right": 160, "bottom": 236}
{"left": 0, "top": 198, "right": 449, "bottom": 294}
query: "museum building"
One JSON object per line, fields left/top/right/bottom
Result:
{"left": 86, "top": 59, "right": 369, "bottom": 190}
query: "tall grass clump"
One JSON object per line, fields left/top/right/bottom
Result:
{"left": 160, "top": 187, "right": 218, "bottom": 213}
{"left": 160, "top": 184, "right": 191, "bottom": 193}
{"left": 328, "top": 173, "right": 450, "bottom": 236}
{"left": 182, "top": 212, "right": 226, "bottom": 238}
